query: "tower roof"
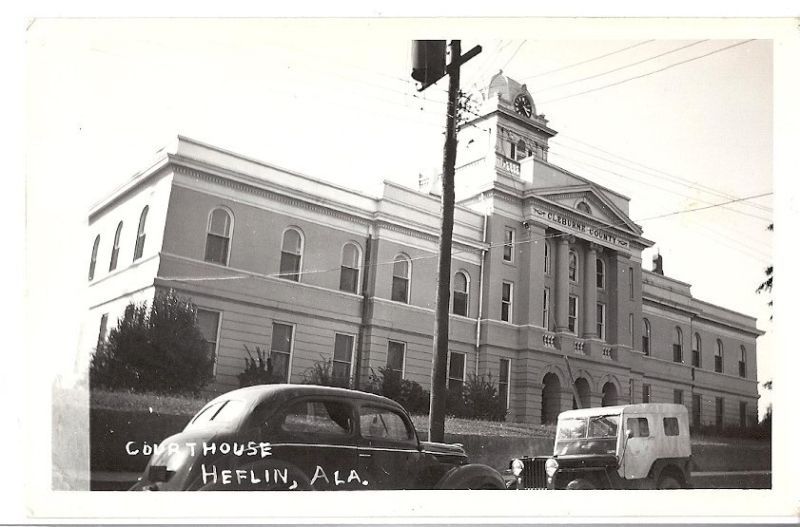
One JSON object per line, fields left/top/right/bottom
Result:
{"left": 486, "top": 70, "right": 536, "bottom": 115}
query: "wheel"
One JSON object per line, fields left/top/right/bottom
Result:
{"left": 657, "top": 475, "right": 682, "bottom": 489}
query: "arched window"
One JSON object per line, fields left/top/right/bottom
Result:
{"left": 715, "top": 339, "right": 724, "bottom": 373}
{"left": 543, "top": 241, "right": 550, "bottom": 274}
{"left": 391, "top": 255, "right": 411, "bottom": 303}
{"left": 568, "top": 250, "right": 578, "bottom": 282}
{"left": 739, "top": 345, "right": 747, "bottom": 378}
{"left": 88, "top": 235, "right": 100, "bottom": 281}
{"left": 279, "top": 227, "right": 304, "bottom": 281}
{"left": 204, "top": 208, "right": 233, "bottom": 265}
{"left": 109, "top": 221, "right": 123, "bottom": 271}
{"left": 596, "top": 258, "right": 605, "bottom": 289}
{"left": 339, "top": 242, "right": 361, "bottom": 294}
{"left": 673, "top": 327, "right": 683, "bottom": 363}
{"left": 692, "top": 333, "right": 702, "bottom": 367}
{"left": 452, "top": 271, "right": 469, "bottom": 317}
{"left": 642, "top": 318, "right": 651, "bottom": 356}
{"left": 133, "top": 206, "right": 149, "bottom": 261}
{"left": 577, "top": 201, "right": 592, "bottom": 215}
{"left": 515, "top": 139, "right": 527, "bottom": 160}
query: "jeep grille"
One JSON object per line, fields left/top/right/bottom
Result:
{"left": 520, "top": 457, "right": 547, "bottom": 489}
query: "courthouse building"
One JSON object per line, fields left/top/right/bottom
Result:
{"left": 81, "top": 72, "right": 762, "bottom": 427}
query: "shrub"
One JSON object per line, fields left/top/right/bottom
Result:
{"left": 365, "top": 368, "right": 430, "bottom": 414}
{"left": 238, "top": 345, "right": 281, "bottom": 387}
{"left": 89, "top": 290, "right": 214, "bottom": 395}
{"left": 303, "top": 356, "right": 351, "bottom": 388}
{"left": 446, "top": 374, "right": 507, "bottom": 421}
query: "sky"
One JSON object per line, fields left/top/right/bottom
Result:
{"left": 26, "top": 19, "right": 776, "bottom": 414}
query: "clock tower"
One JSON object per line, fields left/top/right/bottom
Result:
{"left": 457, "top": 70, "right": 558, "bottom": 172}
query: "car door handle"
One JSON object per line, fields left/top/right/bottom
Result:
{"left": 359, "top": 453, "right": 372, "bottom": 458}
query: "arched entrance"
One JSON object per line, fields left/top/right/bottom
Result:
{"left": 601, "top": 382, "right": 618, "bottom": 407}
{"left": 541, "top": 373, "right": 561, "bottom": 424}
{"left": 572, "top": 377, "right": 591, "bottom": 409}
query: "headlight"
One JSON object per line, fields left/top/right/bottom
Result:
{"left": 511, "top": 458, "right": 525, "bottom": 477}
{"left": 545, "top": 458, "right": 559, "bottom": 477}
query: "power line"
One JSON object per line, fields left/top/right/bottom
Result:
{"left": 537, "top": 40, "right": 709, "bottom": 93}
{"left": 549, "top": 148, "right": 772, "bottom": 222}
{"left": 541, "top": 39, "right": 757, "bottom": 104}
{"left": 499, "top": 40, "right": 528, "bottom": 72}
{"left": 518, "top": 40, "right": 655, "bottom": 81}
{"left": 551, "top": 135, "right": 772, "bottom": 213}
{"left": 159, "top": 191, "right": 772, "bottom": 285}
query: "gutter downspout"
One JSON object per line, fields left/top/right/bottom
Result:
{"left": 475, "top": 213, "right": 488, "bottom": 376}
{"left": 353, "top": 230, "right": 373, "bottom": 390}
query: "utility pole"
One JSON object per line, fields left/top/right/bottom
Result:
{"left": 411, "top": 40, "right": 481, "bottom": 443}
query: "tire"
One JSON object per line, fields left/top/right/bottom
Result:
{"left": 657, "top": 475, "right": 682, "bottom": 489}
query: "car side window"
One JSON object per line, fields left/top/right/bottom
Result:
{"left": 278, "top": 400, "right": 353, "bottom": 440}
{"left": 360, "top": 406, "right": 413, "bottom": 442}
{"left": 663, "top": 417, "right": 680, "bottom": 436}
{"left": 626, "top": 417, "right": 650, "bottom": 438}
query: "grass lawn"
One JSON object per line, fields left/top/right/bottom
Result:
{"left": 88, "top": 387, "right": 555, "bottom": 438}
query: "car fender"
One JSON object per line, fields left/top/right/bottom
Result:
{"left": 434, "top": 463, "right": 506, "bottom": 490}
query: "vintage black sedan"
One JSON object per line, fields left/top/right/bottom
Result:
{"left": 130, "top": 384, "right": 505, "bottom": 491}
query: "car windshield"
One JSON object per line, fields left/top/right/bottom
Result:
{"left": 186, "top": 399, "right": 247, "bottom": 430}
{"left": 554, "top": 414, "right": 620, "bottom": 456}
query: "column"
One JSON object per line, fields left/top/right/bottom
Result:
{"left": 554, "top": 236, "right": 571, "bottom": 332}
{"left": 583, "top": 243, "right": 598, "bottom": 338}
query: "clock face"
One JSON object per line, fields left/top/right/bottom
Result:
{"left": 514, "top": 94, "right": 532, "bottom": 117}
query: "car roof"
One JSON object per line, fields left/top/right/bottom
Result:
{"left": 203, "top": 384, "right": 406, "bottom": 412}
{"left": 558, "top": 403, "right": 689, "bottom": 419}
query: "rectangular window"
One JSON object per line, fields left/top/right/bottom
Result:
{"left": 642, "top": 383, "right": 651, "bottom": 403}
{"left": 673, "top": 389, "right": 684, "bottom": 405}
{"left": 629, "top": 266, "right": 634, "bottom": 300}
{"left": 339, "top": 266, "right": 359, "bottom": 294}
{"left": 626, "top": 417, "right": 650, "bottom": 437}
{"left": 448, "top": 352, "right": 466, "bottom": 391}
{"left": 270, "top": 322, "right": 294, "bottom": 383}
{"left": 196, "top": 309, "right": 221, "bottom": 371}
{"left": 628, "top": 313, "right": 634, "bottom": 347}
{"left": 453, "top": 287, "right": 468, "bottom": 317}
{"left": 97, "top": 313, "right": 109, "bottom": 347}
{"left": 386, "top": 341, "right": 405, "bottom": 377}
{"left": 503, "top": 228, "right": 514, "bottom": 262}
{"left": 692, "top": 394, "right": 702, "bottom": 428}
{"left": 692, "top": 348, "right": 701, "bottom": 368}
{"left": 499, "top": 359, "right": 511, "bottom": 411}
{"left": 673, "top": 343, "right": 683, "bottom": 363}
{"left": 279, "top": 252, "right": 301, "bottom": 281}
{"left": 542, "top": 288, "right": 550, "bottom": 329}
{"left": 501, "top": 281, "right": 513, "bottom": 323}
{"left": 739, "top": 401, "right": 747, "bottom": 427}
{"left": 596, "top": 303, "right": 606, "bottom": 341}
{"left": 204, "top": 235, "right": 229, "bottom": 265}
{"left": 544, "top": 242, "right": 550, "bottom": 274}
{"left": 568, "top": 295, "right": 578, "bottom": 334}
{"left": 332, "top": 333, "right": 354, "bottom": 385}
{"left": 715, "top": 354, "right": 723, "bottom": 373}
{"left": 739, "top": 358, "right": 746, "bottom": 378}
{"left": 715, "top": 397, "right": 724, "bottom": 429}
{"left": 663, "top": 417, "right": 680, "bottom": 436}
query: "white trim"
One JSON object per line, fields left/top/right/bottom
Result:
{"left": 391, "top": 253, "right": 412, "bottom": 304}
{"left": 453, "top": 270, "right": 470, "bottom": 317}
{"left": 386, "top": 339, "right": 406, "bottom": 378}
{"left": 568, "top": 294, "right": 579, "bottom": 334}
{"left": 597, "top": 302, "right": 606, "bottom": 341}
{"left": 196, "top": 307, "right": 223, "bottom": 377}
{"left": 280, "top": 225, "right": 305, "bottom": 282}
{"left": 499, "top": 358, "right": 511, "bottom": 411}
{"left": 447, "top": 351, "right": 466, "bottom": 386}
{"left": 333, "top": 332, "right": 357, "bottom": 381}
{"left": 205, "top": 206, "right": 235, "bottom": 266}
{"left": 501, "top": 280, "right": 514, "bottom": 323}
{"left": 339, "top": 241, "right": 363, "bottom": 295}
{"left": 502, "top": 226, "right": 515, "bottom": 263}
{"left": 271, "top": 320, "right": 296, "bottom": 383}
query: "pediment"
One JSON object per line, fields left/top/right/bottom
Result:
{"left": 534, "top": 184, "right": 642, "bottom": 235}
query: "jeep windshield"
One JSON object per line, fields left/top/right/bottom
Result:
{"left": 554, "top": 414, "right": 620, "bottom": 456}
